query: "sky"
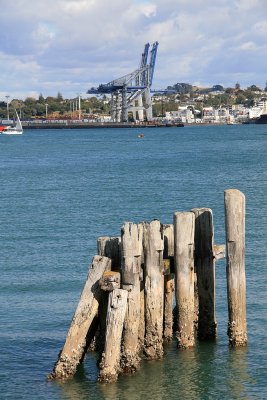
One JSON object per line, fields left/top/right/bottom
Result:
{"left": 0, "top": 0, "right": 267, "bottom": 100}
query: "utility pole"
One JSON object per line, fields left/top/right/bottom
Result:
{"left": 5, "top": 95, "right": 10, "bottom": 120}
{"left": 78, "top": 94, "right": 81, "bottom": 120}
{"left": 161, "top": 97, "right": 164, "bottom": 118}
{"left": 45, "top": 103, "right": 48, "bottom": 119}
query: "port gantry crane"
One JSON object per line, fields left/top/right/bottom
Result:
{"left": 87, "top": 42, "right": 159, "bottom": 122}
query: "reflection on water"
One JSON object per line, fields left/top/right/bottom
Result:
{"left": 227, "top": 347, "right": 255, "bottom": 400}
{"left": 170, "top": 342, "right": 217, "bottom": 399}
{"left": 56, "top": 341, "right": 258, "bottom": 400}
{"left": 56, "top": 354, "right": 99, "bottom": 400}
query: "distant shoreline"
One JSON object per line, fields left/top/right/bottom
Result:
{"left": 22, "top": 122, "right": 185, "bottom": 129}
{"left": 20, "top": 121, "right": 241, "bottom": 130}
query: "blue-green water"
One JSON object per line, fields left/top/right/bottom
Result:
{"left": 0, "top": 125, "right": 266, "bottom": 400}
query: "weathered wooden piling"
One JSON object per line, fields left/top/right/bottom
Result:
{"left": 164, "top": 273, "right": 175, "bottom": 342}
{"left": 120, "top": 222, "right": 143, "bottom": 373}
{"left": 173, "top": 212, "right": 195, "bottom": 349}
{"left": 163, "top": 224, "right": 175, "bottom": 342}
{"left": 138, "top": 274, "right": 145, "bottom": 349}
{"left": 49, "top": 255, "right": 111, "bottom": 380}
{"left": 98, "top": 289, "right": 128, "bottom": 383}
{"left": 213, "top": 244, "right": 225, "bottom": 261}
{"left": 91, "top": 291, "right": 109, "bottom": 354}
{"left": 92, "top": 271, "right": 121, "bottom": 352}
{"left": 143, "top": 220, "right": 164, "bottom": 359}
{"left": 224, "top": 189, "right": 247, "bottom": 346}
{"left": 138, "top": 223, "right": 146, "bottom": 349}
{"left": 49, "top": 187, "right": 248, "bottom": 385}
{"left": 90, "top": 241, "right": 121, "bottom": 354}
{"left": 99, "top": 271, "right": 121, "bottom": 291}
{"left": 192, "top": 208, "right": 217, "bottom": 340}
{"left": 97, "top": 236, "right": 121, "bottom": 271}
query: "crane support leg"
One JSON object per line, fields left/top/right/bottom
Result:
{"left": 121, "top": 86, "right": 128, "bottom": 122}
{"left": 144, "top": 89, "right": 153, "bottom": 121}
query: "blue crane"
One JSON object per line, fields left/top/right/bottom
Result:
{"left": 149, "top": 41, "right": 158, "bottom": 86}
{"left": 87, "top": 42, "right": 159, "bottom": 122}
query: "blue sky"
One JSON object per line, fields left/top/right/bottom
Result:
{"left": 0, "top": 0, "right": 267, "bottom": 99}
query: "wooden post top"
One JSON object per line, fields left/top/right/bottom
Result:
{"left": 224, "top": 188, "right": 245, "bottom": 198}
{"left": 99, "top": 271, "right": 121, "bottom": 291}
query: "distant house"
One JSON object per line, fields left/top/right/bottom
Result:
{"left": 202, "top": 107, "right": 214, "bottom": 122}
{"left": 165, "top": 106, "right": 195, "bottom": 123}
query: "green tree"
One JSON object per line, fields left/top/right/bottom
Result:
{"left": 235, "top": 94, "right": 246, "bottom": 104}
{"left": 247, "top": 85, "right": 261, "bottom": 92}
{"left": 225, "top": 88, "right": 235, "bottom": 95}
{"left": 57, "top": 92, "right": 63, "bottom": 101}
{"left": 39, "top": 93, "right": 45, "bottom": 103}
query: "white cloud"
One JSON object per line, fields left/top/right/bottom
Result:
{"left": 0, "top": 0, "right": 266, "bottom": 99}
{"left": 140, "top": 3, "right": 157, "bottom": 17}
{"left": 234, "top": 0, "right": 261, "bottom": 11}
{"left": 253, "top": 21, "right": 267, "bottom": 36}
{"left": 238, "top": 41, "right": 258, "bottom": 51}
{"left": 62, "top": 0, "right": 95, "bottom": 13}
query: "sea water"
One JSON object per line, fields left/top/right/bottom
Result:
{"left": 0, "top": 125, "right": 266, "bottom": 400}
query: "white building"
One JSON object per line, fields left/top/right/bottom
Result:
{"left": 165, "top": 106, "right": 195, "bottom": 123}
{"left": 249, "top": 98, "right": 267, "bottom": 119}
{"left": 202, "top": 107, "right": 214, "bottom": 122}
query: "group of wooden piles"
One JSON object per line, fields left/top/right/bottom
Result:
{"left": 49, "top": 189, "right": 247, "bottom": 383}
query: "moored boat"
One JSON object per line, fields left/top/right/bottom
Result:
{"left": 255, "top": 114, "right": 267, "bottom": 124}
{"left": 1, "top": 110, "right": 23, "bottom": 135}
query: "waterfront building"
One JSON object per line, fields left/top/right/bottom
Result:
{"left": 248, "top": 98, "right": 267, "bottom": 119}
{"left": 165, "top": 106, "right": 195, "bottom": 123}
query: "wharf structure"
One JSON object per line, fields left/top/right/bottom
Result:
{"left": 21, "top": 120, "right": 184, "bottom": 129}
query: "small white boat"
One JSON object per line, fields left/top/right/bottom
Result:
{"left": 0, "top": 110, "right": 23, "bottom": 135}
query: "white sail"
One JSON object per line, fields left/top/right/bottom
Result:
{"left": 15, "top": 110, "right": 23, "bottom": 131}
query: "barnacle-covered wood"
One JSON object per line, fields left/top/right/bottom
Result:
{"left": 120, "top": 222, "right": 143, "bottom": 373}
{"left": 174, "top": 212, "right": 195, "bottom": 349}
{"left": 224, "top": 189, "right": 247, "bottom": 346}
{"left": 98, "top": 289, "right": 128, "bottom": 383}
{"left": 143, "top": 220, "right": 164, "bottom": 359}
{"left": 48, "top": 255, "right": 111, "bottom": 380}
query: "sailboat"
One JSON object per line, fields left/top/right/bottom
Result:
{"left": 0, "top": 110, "right": 23, "bottom": 135}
